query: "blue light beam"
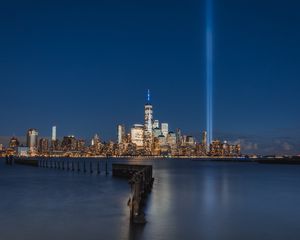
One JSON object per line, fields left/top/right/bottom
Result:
{"left": 206, "top": 0, "right": 213, "bottom": 147}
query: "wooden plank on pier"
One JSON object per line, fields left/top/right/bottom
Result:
{"left": 112, "top": 164, "right": 154, "bottom": 224}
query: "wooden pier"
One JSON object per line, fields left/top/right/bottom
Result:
{"left": 112, "top": 164, "right": 154, "bottom": 224}
{"left": 11, "top": 158, "right": 154, "bottom": 224}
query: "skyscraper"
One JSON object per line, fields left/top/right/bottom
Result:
{"left": 176, "top": 128, "right": 182, "bottom": 146}
{"left": 52, "top": 126, "right": 57, "bottom": 141}
{"left": 27, "top": 129, "right": 38, "bottom": 152}
{"left": 202, "top": 131, "right": 207, "bottom": 147}
{"left": 39, "top": 138, "right": 49, "bottom": 154}
{"left": 117, "top": 125, "right": 125, "bottom": 144}
{"left": 161, "top": 123, "right": 169, "bottom": 137}
{"left": 144, "top": 89, "right": 153, "bottom": 153}
{"left": 131, "top": 124, "right": 144, "bottom": 148}
{"left": 153, "top": 120, "right": 159, "bottom": 129}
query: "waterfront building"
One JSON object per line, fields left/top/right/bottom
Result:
{"left": 9, "top": 137, "right": 20, "bottom": 148}
{"left": 39, "top": 138, "right": 49, "bottom": 154}
{"left": 161, "top": 123, "right": 169, "bottom": 137}
{"left": 61, "top": 135, "right": 77, "bottom": 151}
{"left": 209, "top": 140, "right": 223, "bottom": 156}
{"left": 0, "top": 144, "right": 3, "bottom": 151}
{"left": 196, "top": 143, "right": 207, "bottom": 156}
{"left": 230, "top": 144, "right": 241, "bottom": 156}
{"left": 222, "top": 141, "right": 230, "bottom": 156}
{"left": 76, "top": 139, "right": 85, "bottom": 151}
{"left": 117, "top": 125, "right": 126, "bottom": 144}
{"left": 27, "top": 129, "right": 38, "bottom": 153}
{"left": 17, "top": 146, "right": 29, "bottom": 157}
{"left": 131, "top": 124, "right": 144, "bottom": 149}
{"left": 90, "top": 134, "right": 102, "bottom": 155}
{"left": 51, "top": 139, "right": 60, "bottom": 151}
{"left": 167, "top": 132, "right": 177, "bottom": 155}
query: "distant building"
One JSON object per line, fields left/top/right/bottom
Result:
{"left": 167, "top": 132, "right": 177, "bottom": 146}
{"left": 161, "top": 123, "right": 169, "bottom": 137}
{"left": 176, "top": 128, "right": 182, "bottom": 146}
{"left": 210, "top": 140, "right": 222, "bottom": 156}
{"left": 51, "top": 139, "right": 60, "bottom": 151}
{"left": 117, "top": 125, "right": 125, "bottom": 144}
{"left": 61, "top": 135, "right": 77, "bottom": 151}
{"left": 0, "top": 144, "right": 3, "bottom": 151}
{"left": 52, "top": 126, "right": 57, "bottom": 141}
{"left": 153, "top": 128, "right": 162, "bottom": 138}
{"left": 153, "top": 120, "right": 159, "bottom": 129}
{"left": 27, "top": 129, "right": 38, "bottom": 152}
{"left": 9, "top": 137, "right": 20, "bottom": 148}
{"left": 186, "top": 136, "right": 195, "bottom": 146}
{"left": 39, "top": 138, "right": 49, "bottom": 154}
{"left": 202, "top": 131, "right": 207, "bottom": 147}
{"left": 158, "top": 135, "right": 166, "bottom": 146}
{"left": 17, "top": 146, "right": 29, "bottom": 157}
{"left": 91, "top": 134, "right": 100, "bottom": 146}
{"left": 77, "top": 139, "right": 85, "bottom": 151}
{"left": 131, "top": 124, "right": 144, "bottom": 148}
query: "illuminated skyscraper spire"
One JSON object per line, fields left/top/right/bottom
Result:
{"left": 147, "top": 89, "right": 151, "bottom": 103}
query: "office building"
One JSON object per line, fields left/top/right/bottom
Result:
{"left": 9, "top": 137, "right": 20, "bottom": 148}
{"left": 117, "top": 125, "right": 125, "bottom": 144}
{"left": 153, "top": 120, "right": 159, "bottom": 129}
{"left": 202, "top": 131, "right": 207, "bottom": 147}
{"left": 144, "top": 90, "right": 153, "bottom": 153}
{"left": 153, "top": 127, "right": 162, "bottom": 138}
{"left": 61, "top": 135, "right": 77, "bottom": 151}
{"left": 39, "top": 138, "right": 49, "bottom": 154}
{"left": 27, "top": 129, "right": 38, "bottom": 152}
{"left": 52, "top": 126, "right": 57, "bottom": 141}
{"left": 131, "top": 124, "right": 144, "bottom": 148}
{"left": 161, "top": 123, "right": 169, "bottom": 137}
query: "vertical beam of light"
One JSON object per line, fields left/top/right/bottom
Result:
{"left": 206, "top": 0, "right": 213, "bottom": 148}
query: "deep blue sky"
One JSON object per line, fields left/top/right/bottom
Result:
{"left": 0, "top": 0, "right": 299, "bottom": 154}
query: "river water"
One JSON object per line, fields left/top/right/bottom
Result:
{"left": 1, "top": 158, "right": 300, "bottom": 240}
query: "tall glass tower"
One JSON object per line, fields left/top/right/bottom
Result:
{"left": 144, "top": 89, "right": 153, "bottom": 154}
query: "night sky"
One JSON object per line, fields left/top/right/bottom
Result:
{"left": 0, "top": 0, "right": 299, "bottom": 155}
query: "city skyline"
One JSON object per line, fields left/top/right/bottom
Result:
{"left": 0, "top": 87, "right": 299, "bottom": 155}
{"left": 0, "top": 0, "right": 300, "bottom": 155}
{"left": 1, "top": 1, "right": 300, "bottom": 240}
{"left": 0, "top": 89, "right": 241, "bottom": 158}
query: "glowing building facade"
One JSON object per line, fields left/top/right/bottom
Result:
{"left": 161, "top": 123, "right": 169, "bottom": 137}
{"left": 117, "top": 125, "right": 125, "bottom": 144}
{"left": 27, "top": 129, "right": 39, "bottom": 152}
{"left": 144, "top": 90, "right": 153, "bottom": 153}
{"left": 131, "top": 124, "right": 144, "bottom": 148}
{"left": 52, "top": 126, "right": 57, "bottom": 141}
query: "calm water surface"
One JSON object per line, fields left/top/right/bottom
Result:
{"left": 1, "top": 158, "right": 300, "bottom": 240}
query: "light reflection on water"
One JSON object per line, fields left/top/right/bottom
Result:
{"left": 1, "top": 158, "right": 300, "bottom": 240}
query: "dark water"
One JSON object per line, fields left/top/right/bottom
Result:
{"left": 1, "top": 158, "right": 300, "bottom": 240}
